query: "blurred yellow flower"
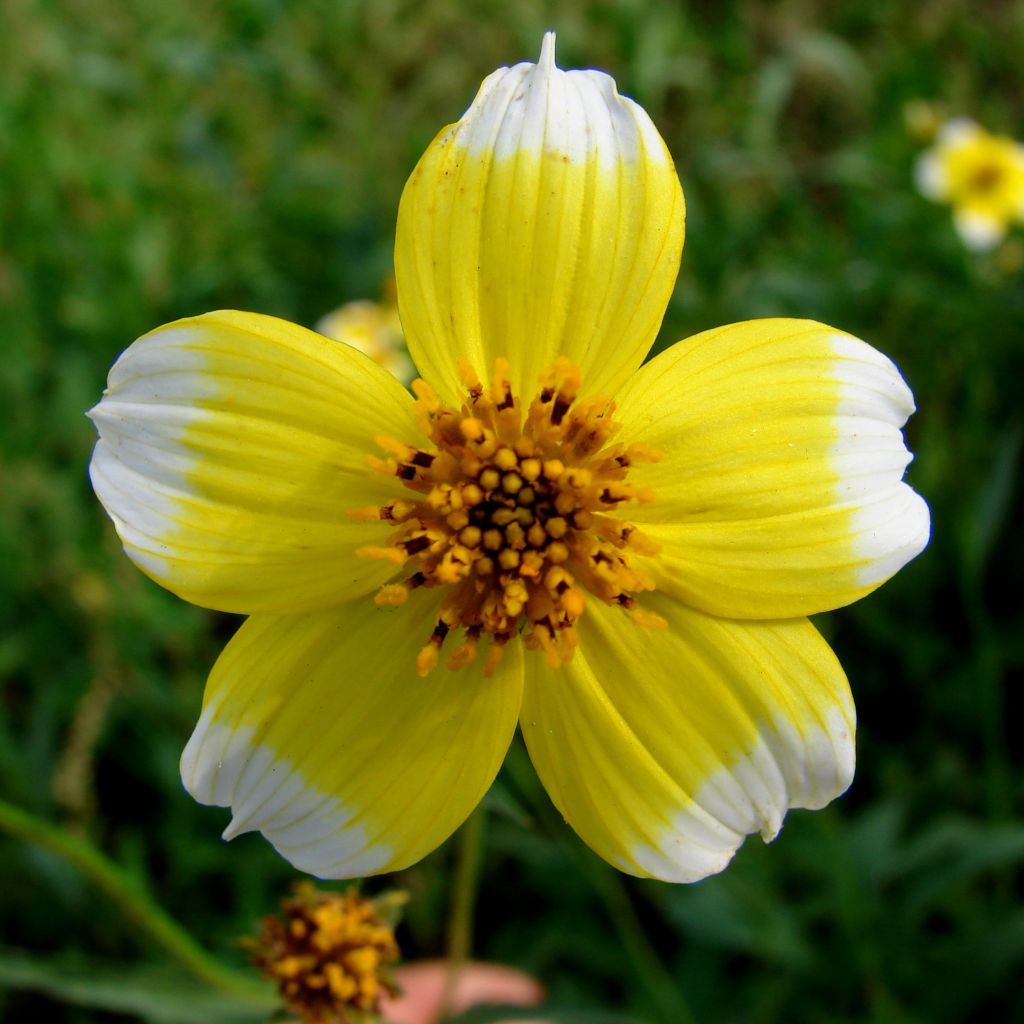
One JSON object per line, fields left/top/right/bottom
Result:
{"left": 316, "top": 298, "right": 415, "bottom": 385}
{"left": 88, "top": 35, "right": 929, "bottom": 883}
{"left": 916, "top": 118, "right": 1024, "bottom": 249}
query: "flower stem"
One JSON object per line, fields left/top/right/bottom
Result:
{"left": 504, "top": 743, "right": 696, "bottom": 1024}
{"left": 441, "top": 805, "right": 486, "bottom": 1018}
{"left": 0, "top": 798, "right": 272, "bottom": 1005}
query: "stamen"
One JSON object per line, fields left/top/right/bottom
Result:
{"left": 356, "top": 359, "right": 663, "bottom": 674}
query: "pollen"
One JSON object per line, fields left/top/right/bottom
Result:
{"left": 356, "top": 358, "right": 662, "bottom": 676}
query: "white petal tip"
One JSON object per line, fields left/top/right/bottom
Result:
{"left": 538, "top": 31, "right": 556, "bottom": 69}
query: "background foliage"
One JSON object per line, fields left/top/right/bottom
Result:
{"left": 2, "top": 1, "right": 1022, "bottom": 1021}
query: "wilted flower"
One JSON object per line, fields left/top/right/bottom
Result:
{"left": 88, "top": 35, "right": 929, "bottom": 883}
{"left": 915, "top": 117, "right": 1024, "bottom": 249}
{"left": 247, "top": 882, "right": 402, "bottom": 1023}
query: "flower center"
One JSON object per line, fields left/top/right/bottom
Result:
{"left": 969, "top": 161, "right": 1004, "bottom": 194}
{"left": 354, "top": 358, "right": 665, "bottom": 676}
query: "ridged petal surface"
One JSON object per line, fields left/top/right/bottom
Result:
{"left": 615, "top": 319, "right": 931, "bottom": 619}
{"left": 181, "top": 593, "right": 523, "bottom": 877}
{"left": 89, "top": 311, "right": 416, "bottom": 614}
{"left": 520, "top": 596, "right": 854, "bottom": 883}
{"left": 395, "top": 32, "right": 684, "bottom": 402}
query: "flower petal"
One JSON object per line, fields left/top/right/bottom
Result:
{"left": 615, "top": 319, "right": 930, "bottom": 619}
{"left": 520, "top": 596, "right": 854, "bottom": 883}
{"left": 914, "top": 151, "right": 949, "bottom": 200}
{"left": 953, "top": 207, "right": 1006, "bottom": 250}
{"left": 395, "top": 32, "right": 684, "bottom": 401}
{"left": 180, "top": 593, "right": 523, "bottom": 877}
{"left": 89, "top": 310, "right": 419, "bottom": 614}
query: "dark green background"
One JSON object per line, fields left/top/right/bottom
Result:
{"left": 2, "top": 1, "right": 1022, "bottom": 1021}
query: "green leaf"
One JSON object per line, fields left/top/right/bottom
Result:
{"left": 0, "top": 948, "right": 276, "bottom": 1023}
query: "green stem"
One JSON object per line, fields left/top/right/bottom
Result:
{"left": 0, "top": 798, "right": 272, "bottom": 1005}
{"left": 441, "top": 805, "right": 486, "bottom": 1019}
{"left": 575, "top": 851, "right": 697, "bottom": 1024}
{"left": 505, "top": 744, "right": 696, "bottom": 1024}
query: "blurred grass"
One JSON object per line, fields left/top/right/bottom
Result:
{"left": 1, "top": 0, "right": 1022, "bottom": 1021}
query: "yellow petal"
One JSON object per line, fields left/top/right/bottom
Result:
{"left": 615, "top": 319, "right": 930, "bottom": 619}
{"left": 89, "top": 310, "right": 418, "bottom": 614}
{"left": 395, "top": 32, "right": 684, "bottom": 402}
{"left": 520, "top": 596, "right": 854, "bottom": 883}
{"left": 181, "top": 593, "right": 523, "bottom": 877}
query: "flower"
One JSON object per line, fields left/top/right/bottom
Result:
{"left": 915, "top": 117, "right": 1024, "bottom": 250}
{"left": 316, "top": 297, "right": 415, "bottom": 385}
{"left": 88, "top": 35, "right": 930, "bottom": 883}
{"left": 247, "top": 882, "right": 401, "bottom": 1022}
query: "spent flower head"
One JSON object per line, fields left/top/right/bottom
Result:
{"left": 915, "top": 117, "right": 1024, "bottom": 250}
{"left": 88, "top": 35, "right": 929, "bottom": 883}
{"left": 247, "top": 882, "right": 402, "bottom": 1023}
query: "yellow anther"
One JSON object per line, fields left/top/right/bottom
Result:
{"left": 492, "top": 508, "right": 516, "bottom": 527}
{"left": 411, "top": 378, "right": 441, "bottom": 411}
{"left": 494, "top": 447, "right": 518, "bottom": 471}
{"left": 520, "top": 550, "right": 545, "bottom": 578}
{"left": 476, "top": 556, "right": 494, "bottom": 575}
{"left": 446, "top": 638, "right": 479, "bottom": 670}
{"left": 483, "top": 641, "right": 507, "bottom": 677}
{"left": 544, "top": 563, "right": 572, "bottom": 589}
{"left": 505, "top": 521, "right": 525, "bottom": 548}
{"left": 554, "top": 492, "right": 576, "bottom": 515}
{"left": 476, "top": 432, "right": 499, "bottom": 459}
{"left": 458, "top": 358, "right": 482, "bottom": 390}
{"left": 572, "top": 510, "right": 594, "bottom": 530}
{"left": 460, "top": 525, "right": 482, "bottom": 547}
{"left": 520, "top": 457, "right": 542, "bottom": 482}
{"left": 563, "top": 587, "right": 585, "bottom": 618}
{"left": 490, "top": 358, "right": 512, "bottom": 403}
{"left": 543, "top": 458, "right": 564, "bottom": 479}
{"left": 375, "top": 435, "right": 415, "bottom": 459}
{"left": 356, "top": 545, "right": 407, "bottom": 565}
{"left": 546, "top": 516, "right": 568, "bottom": 539}
{"left": 416, "top": 644, "right": 439, "bottom": 677}
{"left": 547, "top": 541, "right": 570, "bottom": 563}
{"left": 426, "top": 486, "right": 450, "bottom": 510}
{"left": 515, "top": 506, "right": 535, "bottom": 526}
{"left": 527, "top": 522, "right": 546, "bottom": 547}
{"left": 498, "top": 548, "right": 520, "bottom": 570}
{"left": 483, "top": 528, "right": 503, "bottom": 551}
{"left": 446, "top": 509, "right": 470, "bottom": 530}
{"left": 630, "top": 607, "right": 668, "bottom": 630}
{"left": 461, "top": 482, "right": 484, "bottom": 506}
{"left": 460, "top": 417, "right": 484, "bottom": 441}
{"left": 502, "top": 472, "right": 523, "bottom": 494}
{"left": 347, "top": 505, "right": 382, "bottom": 521}
{"left": 374, "top": 584, "right": 409, "bottom": 607}
{"left": 479, "top": 468, "right": 500, "bottom": 491}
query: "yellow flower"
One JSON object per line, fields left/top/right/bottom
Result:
{"left": 316, "top": 298, "right": 415, "bottom": 385}
{"left": 88, "top": 35, "right": 930, "bottom": 883}
{"left": 915, "top": 118, "right": 1024, "bottom": 250}
{"left": 246, "top": 882, "right": 401, "bottom": 1021}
